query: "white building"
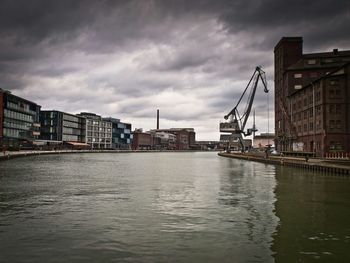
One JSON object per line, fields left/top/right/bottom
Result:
{"left": 253, "top": 133, "right": 275, "bottom": 149}
{"left": 77, "top": 112, "right": 112, "bottom": 149}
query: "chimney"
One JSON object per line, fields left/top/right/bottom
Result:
{"left": 333, "top": 49, "right": 339, "bottom": 55}
{"left": 157, "top": 109, "right": 159, "bottom": 130}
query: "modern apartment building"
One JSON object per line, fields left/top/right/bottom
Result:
{"left": 274, "top": 37, "right": 350, "bottom": 156}
{"left": 40, "top": 110, "right": 86, "bottom": 143}
{"left": 0, "top": 89, "right": 41, "bottom": 149}
{"left": 102, "top": 117, "right": 132, "bottom": 149}
{"left": 77, "top": 112, "right": 112, "bottom": 149}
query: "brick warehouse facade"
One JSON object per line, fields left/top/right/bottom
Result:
{"left": 274, "top": 37, "right": 350, "bottom": 156}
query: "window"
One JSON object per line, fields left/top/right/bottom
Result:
{"left": 307, "top": 59, "right": 316, "bottom": 65}
{"left": 309, "top": 122, "right": 314, "bottom": 131}
{"left": 330, "top": 141, "right": 343, "bottom": 151}
{"left": 294, "top": 73, "right": 302, "bottom": 78}
{"left": 336, "top": 120, "right": 341, "bottom": 129}
{"left": 304, "top": 124, "right": 308, "bottom": 132}
{"left": 294, "top": 85, "right": 302, "bottom": 90}
{"left": 304, "top": 98, "right": 307, "bottom": 106}
{"left": 335, "top": 89, "right": 341, "bottom": 97}
{"left": 310, "top": 72, "right": 318, "bottom": 78}
{"left": 329, "top": 105, "right": 334, "bottom": 114}
{"left": 316, "top": 105, "right": 321, "bottom": 115}
{"left": 316, "top": 141, "right": 321, "bottom": 150}
{"left": 335, "top": 104, "right": 341, "bottom": 114}
{"left": 330, "top": 79, "right": 339, "bottom": 85}
{"left": 315, "top": 91, "right": 321, "bottom": 101}
{"left": 316, "top": 120, "right": 321, "bottom": 130}
{"left": 323, "top": 58, "right": 333, "bottom": 63}
{"left": 309, "top": 108, "right": 313, "bottom": 117}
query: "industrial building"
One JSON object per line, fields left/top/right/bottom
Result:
{"left": 102, "top": 117, "right": 132, "bottom": 149}
{"left": 0, "top": 89, "right": 41, "bottom": 149}
{"left": 131, "top": 129, "right": 152, "bottom": 150}
{"left": 77, "top": 112, "right": 112, "bottom": 149}
{"left": 219, "top": 134, "right": 252, "bottom": 151}
{"left": 155, "top": 128, "right": 196, "bottom": 150}
{"left": 274, "top": 37, "right": 350, "bottom": 156}
{"left": 149, "top": 130, "right": 177, "bottom": 150}
{"left": 253, "top": 133, "right": 275, "bottom": 149}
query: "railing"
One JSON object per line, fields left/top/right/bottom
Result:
{"left": 325, "top": 152, "right": 350, "bottom": 159}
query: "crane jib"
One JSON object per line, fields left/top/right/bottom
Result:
{"left": 219, "top": 66, "right": 269, "bottom": 152}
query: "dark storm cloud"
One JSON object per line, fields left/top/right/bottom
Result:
{"left": 0, "top": 0, "right": 349, "bottom": 139}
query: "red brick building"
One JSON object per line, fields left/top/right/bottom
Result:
{"left": 274, "top": 37, "right": 350, "bottom": 156}
{"left": 155, "top": 128, "right": 196, "bottom": 150}
{"left": 0, "top": 92, "right": 3, "bottom": 140}
{"left": 131, "top": 130, "right": 151, "bottom": 150}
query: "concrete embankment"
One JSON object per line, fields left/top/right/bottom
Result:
{"left": 0, "top": 149, "right": 214, "bottom": 162}
{"left": 218, "top": 152, "right": 350, "bottom": 176}
{"left": 0, "top": 150, "right": 122, "bottom": 161}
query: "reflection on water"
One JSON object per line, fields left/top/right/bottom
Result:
{"left": 272, "top": 166, "right": 350, "bottom": 262}
{"left": 0, "top": 152, "right": 349, "bottom": 262}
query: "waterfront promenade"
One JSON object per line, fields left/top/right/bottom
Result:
{"left": 218, "top": 152, "right": 350, "bottom": 175}
{"left": 0, "top": 149, "right": 145, "bottom": 162}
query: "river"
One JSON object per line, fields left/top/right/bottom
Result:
{"left": 0, "top": 152, "right": 349, "bottom": 262}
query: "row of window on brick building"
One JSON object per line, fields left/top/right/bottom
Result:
{"left": 292, "top": 104, "right": 342, "bottom": 120}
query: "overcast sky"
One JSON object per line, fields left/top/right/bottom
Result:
{"left": 1, "top": 0, "right": 349, "bottom": 140}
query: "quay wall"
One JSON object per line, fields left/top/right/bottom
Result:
{"left": 0, "top": 149, "right": 216, "bottom": 162}
{"left": 218, "top": 152, "right": 350, "bottom": 176}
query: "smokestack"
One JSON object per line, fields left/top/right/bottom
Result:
{"left": 157, "top": 109, "right": 159, "bottom": 130}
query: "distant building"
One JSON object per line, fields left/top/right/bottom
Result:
{"left": 253, "top": 133, "right": 275, "bottom": 149}
{"left": 0, "top": 89, "right": 41, "bottom": 149}
{"left": 155, "top": 128, "right": 196, "bottom": 150}
{"left": 132, "top": 129, "right": 152, "bottom": 150}
{"left": 149, "top": 130, "right": 176, "bottom": 150}
{"left": 103, "top": 117, "right": 132, "bottom": 149}
{"left": 77, "top": 112, "right": 112, "bottom": 149}
{"left": 219, "top": 134, "right": 252, "bottom": 151}
{"left": 196, "top": 141, "right": 220, "bottom": 150}
{"left": 274, "top": 37, "right": 350, "bottom": 156}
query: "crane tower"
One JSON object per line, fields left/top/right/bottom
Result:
{"left": 220, "top": 66, "right": 269, "bottom": 152}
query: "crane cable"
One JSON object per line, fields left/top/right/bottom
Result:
{"left": 267, "top": 91, "right": 270, "bottom": 146}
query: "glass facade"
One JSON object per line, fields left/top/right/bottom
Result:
{"left": 40, "top": 111, "right": 86, "bottom": 142}
{"left": 0, "top": 90, "right": 41, "bottom": 149}
{"left": 103, "top": 117, "right": 132, "bottom": 149}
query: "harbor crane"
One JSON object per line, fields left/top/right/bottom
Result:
{"left": 220, "top": 66, "right": 268, "bottom": 152}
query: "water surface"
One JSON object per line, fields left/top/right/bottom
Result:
{"left": 0, "top": 152, "right": 349, "bottom": 262}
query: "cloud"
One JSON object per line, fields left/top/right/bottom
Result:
{"left": 0, "top": 0, "right": 348, "bottom": 140}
